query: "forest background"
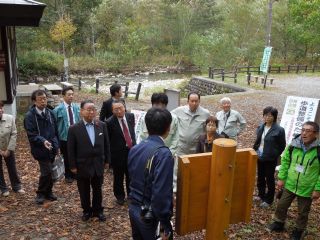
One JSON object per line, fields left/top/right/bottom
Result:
{"left": 16, "top": 0, "right": 320, "bottom": 77}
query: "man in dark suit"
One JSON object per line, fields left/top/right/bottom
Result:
{"left": 107, "top": 100, "right": 136, "bottom": 205}
{"left": 99, "top": 83, "right": 125, "bottom": 122}
{"left": 68, "top": 100, "right": 110, "bottom": 221}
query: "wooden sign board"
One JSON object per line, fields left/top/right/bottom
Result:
{"left": 176, "top": 148, "right": 257, "bottom": 237}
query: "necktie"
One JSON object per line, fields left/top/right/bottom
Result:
{"left": 41, "top": 112, "right": 46, "bottom": 118}
{"left": 68, "top": 105, "right": 74, "bottom": 125}
{"left": 121, "top": 119, "right": 132, "bottom": 148}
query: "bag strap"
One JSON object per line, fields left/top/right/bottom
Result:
{"left": 141, "top": 144, "right": 167, "bottom": 205}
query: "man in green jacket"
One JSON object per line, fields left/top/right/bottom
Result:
{"left": 268, "top": 121, "right": 320, "bottom": 240}
{"left": 53, "top": 86, "right": 80, "bottom": 183}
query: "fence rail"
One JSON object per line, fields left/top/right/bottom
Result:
{"left": 209, "top": 64, "right": 320, "bottom": 79}
{"left": 63, "top": 78, "right": 142, "bottom": 100}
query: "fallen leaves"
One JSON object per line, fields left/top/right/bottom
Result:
{"left": 0, "top": 76, "right": 319, "bottom": 239}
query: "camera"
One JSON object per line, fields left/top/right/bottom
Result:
{"left": 140, "top": 204, "right": 154, "bottom": 223}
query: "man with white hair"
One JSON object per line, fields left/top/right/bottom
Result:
{"left": 215, "top": 97, "right": 246, "bottom": 141}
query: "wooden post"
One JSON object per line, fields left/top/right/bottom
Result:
{"left": 278, "top": 66, "right": 281, "bottom": 73}
{"left": 234, "top": 72, "right": 237, "bottom": 83}
{"left": 135, "top": 83, "right": 142, "bottom": 100}
{"left": 78, "top": 78, "right": 81, "bottom": 91}
{"left": 209, "top": 67, "right": 212, "bottom": 78}
{"left": 305, "top": 65, "right": 307, "bottom": 72}
{"left": 288, "top": 65, "right": 290, "bottom": 73}
{"left": 221, "top": 70, "right": 225, "bottom": 81}
{"left": 206, "top": 139, "right": 237, "bottom": 240}
{"left": 124, "top": 82, "right": 129, "bottom": 98}
{"left": 247, "top": 73, "right": 251, "bottom": 85}
{"left": 95, "top": 78, "right": 99, "bottom": 94}
{"left": 296, "top": 65, "right": 299, "bottom": 74}
{"left": 312, "top": 65, "right": 315, "bottom": 73}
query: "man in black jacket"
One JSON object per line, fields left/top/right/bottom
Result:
{"left": 107, "top": 100, "right": 136, "bottom": 205}
{"left": 99, "top": 83, "right": 125, "bottom": 122}
{"left": 24, "top": 90, "right": 60, "bottom": 205}
{"left": 68, "top": 100, "right": 111, "bottom": 221}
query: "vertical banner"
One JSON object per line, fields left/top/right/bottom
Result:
{"left": 131, "top": 109, "right": 146, "bottom": 144}
{"left": 280, "top": 96, "right": 319, "bottom": 144}
{"left": 260, "top": 46, "right": 272, "bottom": 74}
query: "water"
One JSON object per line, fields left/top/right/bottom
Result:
{"left": 70, "top": 72, "right": 191, "bottom": 97}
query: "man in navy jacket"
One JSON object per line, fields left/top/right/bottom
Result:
{"left": 128, "top": 107, "right": 173, "bottom": 240}
{"left": 24, "top": 90, "right": 59, "bottom": 205}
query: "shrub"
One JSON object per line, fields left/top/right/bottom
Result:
{"left": 18, "top": 50, "right": 63, "bottom": 77}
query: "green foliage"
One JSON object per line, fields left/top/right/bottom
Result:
{"left": 18, "top": 50, "right": 63, "bottom": 77}
{"left": 15, "top": 0, "right": 320, "bottom": 76}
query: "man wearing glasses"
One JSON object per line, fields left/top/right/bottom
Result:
{"left": 24, "top": 90, "right": 60, "bottom": 204}
{"left": 268, "top": 121, "right": 320, "bottom": 240}
{"left": 68, "top": 100, "right": 110, "bottom": 222}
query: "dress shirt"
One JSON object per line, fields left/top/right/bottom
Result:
{"left": 35, "top": 107, "right": 46, "bottom": 116}
{"left": 83, "top": 119, "right": 95, "bottom": 146}
{"left": 63, "top": 101, "right": 74, "bottom": 126}
{"left": 117, "top": 116, "right": 132, "bottom": 139}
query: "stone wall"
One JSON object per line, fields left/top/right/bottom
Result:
{"left": 187, "top": 76, "right": 245, "bottom": 96}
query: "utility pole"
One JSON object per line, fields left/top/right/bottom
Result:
{"left": 263, "top": 0, "right": 278, "bottom": 89}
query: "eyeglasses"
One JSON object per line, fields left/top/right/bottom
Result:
{"left": 301, "top": 128, "right": 316, "bottom": 133}
{"left": 84, "top": 108, "right": 96, "bottom": 112}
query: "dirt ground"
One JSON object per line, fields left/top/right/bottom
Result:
{"left": 0, "top": 74, "right": 319, "bottom": 239}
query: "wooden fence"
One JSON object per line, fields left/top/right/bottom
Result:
{"left": 209, "top": 64, "right": 320, "bottom": 80}
{"left": 71, "top": 78, "right": 142, "bottom": 100}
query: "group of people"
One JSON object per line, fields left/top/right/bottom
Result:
{"left": 253, "top": 107, "right": 320, "bottom": 240}
{"left": 0, "top": 82, "right": 319, "bottom": 240}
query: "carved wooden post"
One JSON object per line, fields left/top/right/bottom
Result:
{"left": 206, "top": 138, "right": 237, "bottom": 240}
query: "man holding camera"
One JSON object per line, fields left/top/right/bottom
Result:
{"left": 215, "top": 97, "right": 246, "bottom": 141}
{"left": 128, "top": 107, "right": 173, "bottom": 240}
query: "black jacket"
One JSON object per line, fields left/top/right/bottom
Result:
{"left": 99, "top": 98, "right": 127, "bottom": 122}
{"left": 24, "top": 105, "right": 59, "bottom": 161}
{"left": 253, "top": 123, "right": 286, "bottom": 162}
{"left": 67, "top": 120, "right": 111, "bottom": 178}
{"left": 106, "top": 113, "right": 136, "bottom": 167}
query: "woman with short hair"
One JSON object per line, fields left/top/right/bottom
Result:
{"left": 253, "top": 106, "right": 286, "bottom": 208}
{"left": 196, "top": 116, "right": 223, "bottom": 153}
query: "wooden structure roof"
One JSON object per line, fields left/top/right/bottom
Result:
{"left": 0, "top": 0, "right": 46, "bottom": 26}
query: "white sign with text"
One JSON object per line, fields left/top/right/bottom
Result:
{"left": 280, "top": 96, "right": 319, "bottom": 144}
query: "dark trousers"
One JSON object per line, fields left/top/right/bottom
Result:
{"left": 60, "top": 141, "right": 75, "bottom": 179}
{"left": 77, "top": 174, "right": 104, "bottom": 215}
{"left": 112, "top": 149, "right": 130, "bottom": 201}
{"left": 37, "top": 158, "right": 54, "bottom": 196}
{"left": 274, "top": 188, "right": 312, "bottom": 230}
{"left": 129, "top": 203, "right": 158, "bottom": 240}
{"left": 257, "top": 160, "right": 277, "bottom": 204}
{"left": 0, "top": 152, "right": 21, "bottom": 192}
{"left": 113, "top": 163, "right": 130, "bottom": 201}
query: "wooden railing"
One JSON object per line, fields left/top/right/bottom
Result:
{"left": 209, "top": 64, "right": 320, "bottom": 79}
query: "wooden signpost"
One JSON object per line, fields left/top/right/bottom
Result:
{"left": 175, "top": 138, "right": 257, "bottom": 239}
